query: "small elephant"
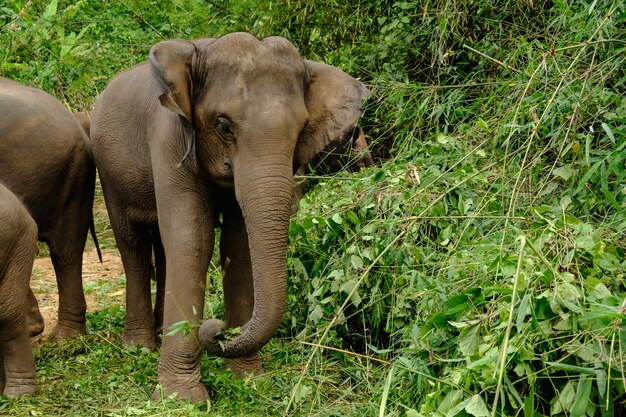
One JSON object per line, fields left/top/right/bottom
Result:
{"left": 292, "top": 125, "right": 374, "bottom": 211}
{"left": 0, "top": 182, "right": 37, "bottom": 397}
{"left": 90, "top": 33, "right": 369, "bottom": 401}
{"left": 302, "top": 125, "right": 374, "bottom": 175}
{"left": 0, "top": 77, "right": 99, "bottom": 338}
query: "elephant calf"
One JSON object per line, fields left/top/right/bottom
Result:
{"left": 292, "top": 125, "right": 374, "bottom": 211}
{"left": 0, "top": 183, "right": 37, "bottom": 397}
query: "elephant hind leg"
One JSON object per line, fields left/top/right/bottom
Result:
{"left": 0, "top": 219, "right": 37, "bottom": 396}
{"left": 46, "top": 204, "right": 90, "bottom": 338}
{"left": 47, "top": 238, "right": 87, "bottom": 339}
{"left": 152, "top": 228, "right": 165, "bottom": 337}
{"left": 114, "top": 222, "right": 157, "bottom": 350}
{"left": 26, "top": 288, "right": 44, "bottom": 337}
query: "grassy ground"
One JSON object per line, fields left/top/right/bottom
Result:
{"left": 1, "top": 0, "right": 625, "bottom": 416}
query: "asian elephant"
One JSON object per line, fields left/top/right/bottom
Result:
{"left": 302, "top": 125, "right": 373, "bottom": 175}
{"left": 292, "top": 125, "right": 374, "bottom": 212}
{"left": 89, "top": 32, "right": 369, "bottom": 401}
{"left": 0, "top": 77, "right": 99, "bottom": 338}
{"left": 0, "top": 182, "right": 37, "bottom": 397}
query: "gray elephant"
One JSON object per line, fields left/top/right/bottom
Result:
{"left": 292, "top": 125, "right": 374, "bottom": 211}
{"left": 0, "top": 77, "right": 99, "bottom": 338}
{"left": 303, "top": 125, "right": 374, "bottom": 175}
{"left": 90, "top": 32, "right": 369, "bottom": 401}
{"left": 0, "top": 182, "right": 37, "bottom": 397}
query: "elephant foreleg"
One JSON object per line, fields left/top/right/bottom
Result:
{"left": 0, "top": 332, "right": 36, "bottom": 397}
{"left": 153, "top": 182, "right": 215, "bottom": 402}
{"left": 220, "top": 197, "right": 263, "bottom": 375}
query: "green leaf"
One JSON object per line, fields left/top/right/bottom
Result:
{"left": 378, "top": 366, "right": 395, "bottom": 417}
{"left": 346, "top": 210, "right": 360, "bottom": 225}
{"left": 292, "top": 382, "right": 312, "bottom": 404}
{"left": 596, "top": 369, "right": 607, "bottom": 400}
{"left": 524, "top": 394, "right": 534, "bottom": 417}
{"left": 43, "top": 0, "right": 58, "bottom": 18}
{"left": 551, "top": 381, "right": 575, "bottom": 415}
{"left": 516, "top": 292, "right": 531, "bottom": 332}
{"left": 332, "top": 213, "right": 343, "bottom": 224}
{"left": 164, "top": 320, "right": 194, "bottom": 338}
{"left": 553, "top": 164, "right": 574, "bottom": 180}
{"left": 458, "top": 322, "right": 481, "bottom": 356}
{"left": 596, "top": 252, "right": 619, "bottom": 271}
{"left": 545, "top": 361, "right": 597, "bottom": 375}
{"left": 436, "top": 389, "right": 463, "bottom": 414}
{"left": 351, "top": 255, "right": 363, "bottom": 270}
{"left": 601, "top": 122, "right": 615, "bottom": 143}
{"left": 465, "top": 394, "right": 489, "bottom": 417}
{"left": 571, "top": 374, "right": 592, "bottom": 417}
{"left": 310, "top": 304, "right": 323, "bottom": 323}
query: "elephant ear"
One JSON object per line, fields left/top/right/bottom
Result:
{"left": 149, "top": 39, "right": 197, "bottom": 122}
{"left": 295, "top": 60, "right": 370, "bottom": 171}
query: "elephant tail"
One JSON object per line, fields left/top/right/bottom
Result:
{"left": 90, "top": 212, "right": 103, "bottom": 263}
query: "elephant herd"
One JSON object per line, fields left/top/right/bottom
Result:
{"left": 0, "top": 32, "right": 371, "bottom": 401}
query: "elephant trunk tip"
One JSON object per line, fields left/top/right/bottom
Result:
{"left": 199, "top": 319, "right": 227, "bottom": 354}
{"left": 200, "top": 318, "right": 257, "bottom": 359}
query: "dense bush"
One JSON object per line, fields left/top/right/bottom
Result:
{"left": 1, "top": 0, "right": 625, "bottom": 415}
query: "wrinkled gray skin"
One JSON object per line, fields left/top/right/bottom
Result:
{"left": 0, "top": 182, "right": 37, "bottom": 397}
{"left": 90, "top": 33, "right": 369, "bottom": 401}
{"left": 0, "top": 77, "right": 98, "bottom": 338}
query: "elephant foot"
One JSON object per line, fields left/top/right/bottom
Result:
{"left": 122, "top": 330, "right": 157, "bottom": 351}
{"left": 27, "top": 319, "right": 45, "bottom": 338}
{"left": 2, "top": 377, "right": 36, "bottom": 398}
{"left": 225, "top": 353, "right": 264, "bottom": 376}
{"left": 151, "top": 374, "right": 209, "bottom": 402}
{"left": 50, "top": 321, "right": 85, "bottom": 339}
{"left": 1, "top": 335, "right": 36, "bottom": 397}
{"left": 26, "top": 290, "right": 45, "bottom": 337}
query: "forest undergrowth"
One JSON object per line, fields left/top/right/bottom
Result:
{"left": 1, "top": 1, "right": 625, "bottom": 416}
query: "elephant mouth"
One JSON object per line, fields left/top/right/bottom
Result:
{"left": 210, "top": 176, "right": 235, "bottom": 189}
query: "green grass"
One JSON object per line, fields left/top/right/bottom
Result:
{"left": 1, "top": 0, "right": 625, "bottom": 415}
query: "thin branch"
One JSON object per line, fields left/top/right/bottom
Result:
{"left": 120, "top": 0, "right": 166, "bottom": 40}
{"left": 463, "top": 44, "right": 522, "bottom": 74}
{"left": 555, "top": 39, "right": 626, "bottom": 52}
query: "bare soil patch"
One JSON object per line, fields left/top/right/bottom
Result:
{"left": 30, "top": 248, "right": 125, "bottom": 339}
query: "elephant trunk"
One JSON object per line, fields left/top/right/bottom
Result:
{"left": 200, "top": 150, "right": 293, "bottom": 358}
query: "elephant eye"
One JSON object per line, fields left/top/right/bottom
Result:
{"left": 214, "top": 116, "right": 235, "bottom": 143}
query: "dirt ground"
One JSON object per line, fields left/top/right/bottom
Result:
{"left": 30, "top": 247, "right": 125, "bottom": 339}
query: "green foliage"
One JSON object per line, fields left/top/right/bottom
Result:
{"left": 1, "top": 0, "right": 625, "bottom": 416}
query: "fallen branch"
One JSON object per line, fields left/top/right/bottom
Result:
{"left": 463, "top": 44, "right": 522, "bottom": 74}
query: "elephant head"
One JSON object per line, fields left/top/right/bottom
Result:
{"left": 148, "top": 33, "right": 369, "bottom": 359}
{"left": 302, "top": 125, "right": 374, "bottom": 175}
